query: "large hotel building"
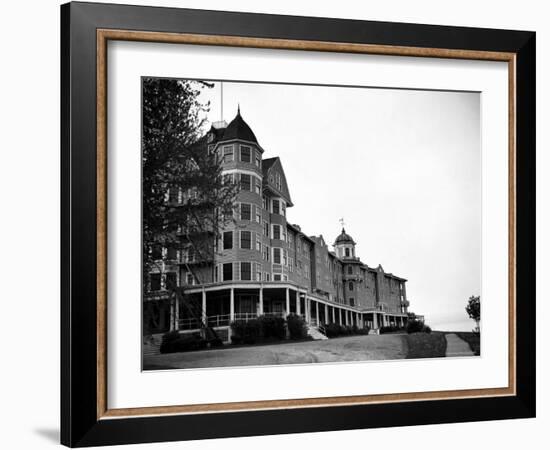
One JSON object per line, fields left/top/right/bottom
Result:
{"left": 145, "top": 109, "right": 413, "bottom": 341}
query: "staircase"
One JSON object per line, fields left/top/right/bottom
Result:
{"left": 307, "top": 325, "right": 328, "bottom": 340}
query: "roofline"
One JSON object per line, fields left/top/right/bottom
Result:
{"left": 215, "top": 138, "right": 265, "bottom": 153}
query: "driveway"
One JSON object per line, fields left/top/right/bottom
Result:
{"left": 144, "top": 334, "right": 407, "bottom": 370}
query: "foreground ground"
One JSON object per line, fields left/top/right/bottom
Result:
{"left": 143, "top": 333, "right": 473, "bottom": 370}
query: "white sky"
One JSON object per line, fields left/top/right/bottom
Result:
{"left": 197, "top": 80, "right": 481, "bottom": 331}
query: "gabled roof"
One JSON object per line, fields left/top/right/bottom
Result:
{"left": 262, "top": 157, "right": 293, "bottom": 206}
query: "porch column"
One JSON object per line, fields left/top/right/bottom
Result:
{"left": 338, "top": 308, "right": 342, "bottom": 325}
{"left": 258, "top": 287, "right": 264, "bottom": 316}
{"left": 373, "top": 313, "right": 379, "bottom": 330}
{"left": 325, "top": 304, "right": 329, "bottom": 324}
{"left": 285, "top": 288, "right": 290, "bottom": 317}
{"left": 169, "top": 299, "right": 175, "bottom": 331}
{"left": 230, "top": 288, "right": 235, "bottom": 322}
{"left": 316, "top": 302, "right": 319, "bottom": 324}
{"left": 332, "top": 307, "right": 336, "bottom": 323}
{"left": 296, "top": 291, "right": 301, "bottom": 316}
{"left": 174, "top": 297, "right": 180, "bottom": 331}
{"left": 201, "top": 289, "right": 207, "bottom": 325}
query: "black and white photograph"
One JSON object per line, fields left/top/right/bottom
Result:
{"left": 142, "top": 78, "right": 482, "bottom": 370}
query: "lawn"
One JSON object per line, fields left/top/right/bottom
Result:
{"left": 404, "top": 332, "right": 447, "bottom": 359}
{"left": 144, "top": 334, "right": 407, "bottom": 369}
{"left": 453, "top": 332, "right": 480, "bottom": 356}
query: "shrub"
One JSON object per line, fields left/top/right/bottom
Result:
{"left": 259, "top": 315, "right": 286, "bottom": 340}
{"left": 287, "top": 314, "right": 307, "bottom": 340}
{"left": 379, "top": 325, "right": 405, "bottom": 334}
{"left": 325, "top": 322, "right": 342, "bottom": 338}
{"left": 160, "top": 331, "right": 207, "bottom": 353}
{"left": 230, "top": 319, "right": 261, "bottom": 344}
{"left": 406, "top": 319, "right": 431, "bottom": 334}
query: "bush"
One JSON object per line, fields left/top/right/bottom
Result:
{"left": 325, "top": 322, "right": 342, "bottom": 338}
{"left": 406, "top": 319, "right": 431, "bottom": 334}
{"left": 160, "top": 331, "right": 207, "bottom": 353}
{"left": 379, "top": 325, "right": 405, "bottom": 334}
{"left": 287, "top": 314, "right": 307, "bottom": 340}
{"left": 230, "top": 319, "right": 261, "bottom": 344}
{"left": 323, "top": 322, "right": 370, "bottom": 338}
{"left": 259, "top": 315, "right": 286, "bottom": 340}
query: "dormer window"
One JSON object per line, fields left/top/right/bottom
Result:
{"left": 345, "top": 248, "right": 350, "bottom": 257}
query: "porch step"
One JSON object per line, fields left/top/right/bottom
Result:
{"left": 307, "top": 325, "right": 329, "bottom": 340}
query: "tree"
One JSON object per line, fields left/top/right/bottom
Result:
{"left": 465, "top": 295, "right": 480, "bottom": 332}
{"left": 142, "top": 78, "right": 238, "bottom": 334}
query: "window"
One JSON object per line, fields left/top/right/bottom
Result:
{"left": 272, "top": 199, "right": 280, "bottom": 215}
{"left": 223, "top": 145, "right": 233, "bottom": 162}
{"left": 289, "top": 257, "right": 294, "bottom": 272}
{"left": 275, "top": 173, "right": 282, "bottom": 190}
{"left": 265, "top": 273, "right": 271, "bottom": 281}
{"left": 345, "top": 248, "right": 350, "bottom": 257}
{"left": 262, "top": 196, "right": 267, "bottom": 209}
{"left": 240, "top": 174, "right": 251, "bottom": 191}
{"left": 350, "top": 298, "right": 355, "bottom": 307}
{"left": 255, "top": 178, "right": 261, "bottom": 195}
{"left": 274, "top": 274, "right": 282, "bottom": 281}
{"left": 240, "top": 231, "right": 252, "bottom": 249}
{"left": 281, "top": 202, "right": 286, "bottom": 217}
{"left": 223, "top": 231, "right": 233, "bottom": 250}
{"left": 240, "top": 262, "right": 252, "bottom": 280}
{"left": 255, "top": 263, "right": 262, "bottom": 281}
{"left": 255, "top": 207, "right": 261, "bottom": 223}
{"left": 348, "top": 266, "right": 353, "bottom": 275}
{"left": 272, "top": 224, "right": 281, "bottom": 240}
{"left": 283, "top": 249, "right": 288, "bottom": 266}
{"left": 282, "top": 228, "right": 287, "bottom": 243}
{"left": 151, "top": 244, "right": 162, "bottom": 260}
{"left": 349, "top": 281, "right": 354, "bottom": 291}
{"left": 273, "top": 248, "right": 281, "bottom": 264}
{"left": 223, "top": 263, "right": 233, "bottom": 281}
{"left": 264, "top": 221, "right": 269, "bottom": 237}
{"left": 223, "top": 173, "right": 234, "bottom": 185}
{"left": 240, "top": 146, "right": 251, "bottom": 163}
{"left": 166, "top": 247, "right": 177, "bottom": 260}
{"left": 240, "top": 203, "right": 251, "bottom": 221}
{"left": 256, "top": 234, "right": 261, "bottom": 251}
{"left": 168, "top": 188, "right": 178, "bottom": 204}
{"left": 150, "top": 274, "right": 161, "bottom": 291}
{"left": 255, "top": 151, "right": 261, "bottom": 168}
{"left": 263, "top": 245, "right": 269, "bottom": 261}
{"left": 186, "top": 272, "right": 194, "bottom": 285}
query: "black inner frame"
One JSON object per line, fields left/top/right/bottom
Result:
{"left": 61, "top": 2, "right": 535, "bottom": 447}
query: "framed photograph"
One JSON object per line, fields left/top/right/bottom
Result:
{"left": 61, "top": 1, "right": 535, "bottom": 447}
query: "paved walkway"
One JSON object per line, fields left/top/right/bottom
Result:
{"left": 144, "top": 334, "right": 407, "bottom": 370}
{"left": 445, "top": 333, "right": 475, "bottom": 357}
